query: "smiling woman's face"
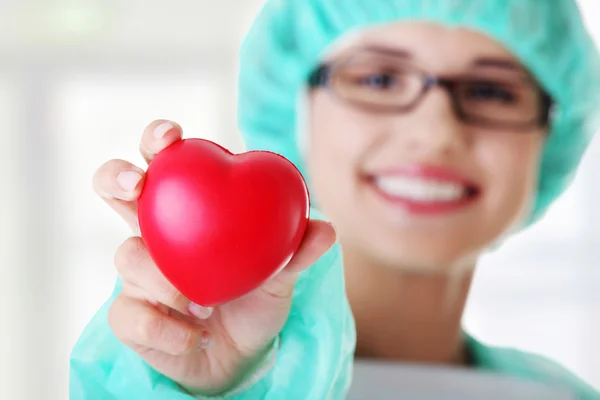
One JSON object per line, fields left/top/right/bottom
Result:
{"left": 306, "top": 22, "right": 548, "bottom": 272}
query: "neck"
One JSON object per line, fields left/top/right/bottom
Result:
{"left": 343, "top": 249, "right": 474, "bottom": 366}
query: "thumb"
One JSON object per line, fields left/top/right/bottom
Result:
{"left": 284, "top": 219, "right": 337, "bottom": 273}
{"left": 257, "top": 220, "right": 336, "bottom": 300}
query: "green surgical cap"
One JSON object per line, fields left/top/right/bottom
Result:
{"left": 237, "top": 0, "right": 600, "bottom": 226}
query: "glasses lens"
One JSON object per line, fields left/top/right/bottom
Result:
{"left": 331, "top": 54, "right": 423, "bottom": 110}
{"left": 456, "top": 78, "right": 540, "bottom": 125}
{"left": 324, "top": 52, "right": 546, "bottom": 128}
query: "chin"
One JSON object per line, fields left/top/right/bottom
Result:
{"left": 364, "top": 235, "right": 482, "bottom": 274}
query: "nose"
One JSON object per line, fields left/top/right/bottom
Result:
{"left": 393, "top": 86, "right": 467, "bottom": 158}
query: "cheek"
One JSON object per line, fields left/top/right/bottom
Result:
{"left": 305, "top": 93, "right": 386, "bottom": 230}
{"left": 478, "top": 134, "right": 545, "bottom": 223}
{"left": 306, "top": 94, "right": 370, "bottom": 189}
{"left": 309, "top": 96, "right": 368, "bottom": 158}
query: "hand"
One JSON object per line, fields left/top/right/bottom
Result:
{"left": 92, "top": 120, "right": 335, "bottom": 395}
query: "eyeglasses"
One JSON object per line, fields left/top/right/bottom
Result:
{"left": 308, "top": 51, "right": 554, "bottom": 131}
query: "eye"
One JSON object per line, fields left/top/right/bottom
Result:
{"left": 337, "top": 64, "right": 409, "bottom": 91}
{"left": 464, "top": 81, "right": 518, "bottom": 103}
{"left": 359, "top": 73, "right": 397, "bottom": 90}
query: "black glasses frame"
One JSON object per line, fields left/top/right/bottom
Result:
{"left": 308, "top": 61, "right": 554, "bottom": 132}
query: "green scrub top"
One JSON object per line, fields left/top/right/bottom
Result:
{"left": 69, "top": 290, "right": 599, "bottom": 399}
{"left": 465, "top": 333, "right": 599, "bottom": 399}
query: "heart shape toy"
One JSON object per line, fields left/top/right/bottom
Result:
{"left": 138, "top": 138, "right": 310, "bottom": 306}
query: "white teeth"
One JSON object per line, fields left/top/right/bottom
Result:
{"left": 374, "top": 176, "right": 466, "bottom": 202}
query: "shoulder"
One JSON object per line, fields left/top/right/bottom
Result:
{"left": 466, "top": 334, "right": 600, "bottom": 399}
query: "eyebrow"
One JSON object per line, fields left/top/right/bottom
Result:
{"left": 348, "top": 45, "right": 527, "bottom": 74}
{"left": 353, "top": 44, "right": 413, "bottom": 59}
{"left": 471, "top": 57, "right": 527, "bottom": 74}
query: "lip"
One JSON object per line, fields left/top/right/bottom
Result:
{"left": 366, "top": 164, "right": 481, "bottom": 215}
{"left": 374, "top": 164, "right": 479, "bottom": 186}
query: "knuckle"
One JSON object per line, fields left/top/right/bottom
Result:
{"left": 135, "top": 310, "right": 194, "bottom": 354}
{"left": 261, "top": 285, "right": 294, "bottom": 301}
{"left": 135, "top": 308, "right": 164, "bottom": 345}
{"left": 260, "top": 273, "right": 298, "bottom": 301}
{"left": 179, "top": 327, "right": 197, "bottom": 354}
{"left": 163, "top": 287, "right": 189, "bottom": 310}
{"left": 164, "top": 323, "right": 196, "bottom": 355}
{"left": 114, "top": 237, "right": 146, "bottom": 276}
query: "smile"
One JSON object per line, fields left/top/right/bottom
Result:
{"left": 367, "top": 165, "right": 481, "bottom": 214}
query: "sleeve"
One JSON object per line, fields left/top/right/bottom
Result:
{"left": 69, "top": 209, "right": 356, "bottom": 400}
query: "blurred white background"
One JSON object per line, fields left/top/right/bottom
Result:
{"left": 0, "top": 1, "right": 598, "bottom": 399}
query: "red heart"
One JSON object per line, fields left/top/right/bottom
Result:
{"left": 137, "top": 138, "right": 310, "bottom": 306}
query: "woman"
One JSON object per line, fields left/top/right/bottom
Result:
{"left": 70, "top": 0, "right": 600, "bottom": 398}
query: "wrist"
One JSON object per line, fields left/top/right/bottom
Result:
{"left": 184, "top": 335, "right": 281, "bottom": 399}
{"left": 222, "top": 335, "right": 281, "bottom": 396}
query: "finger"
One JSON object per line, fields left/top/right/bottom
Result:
{"left": 93, "top": 159, "right": 145, "bottom": 232}
{"left": 121, "top": 279, "right": 150, "bottom": 300}
{"left": 139, "top": 119, "right": 183, "bottom": 165}
{"left": 108, "top": 294, "right": 212, "bottom": 356}
{"left": 114, "top": 237, "right": 214, "bottom": 319}
{"left": 121, "top": 280, "right": 203, "bottom": 325}
{"left": 258, "top": 219, "right": 336, "bottom": 300}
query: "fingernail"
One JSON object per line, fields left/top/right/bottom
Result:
{"left": 147, "top": 298, "right": 158, "bottom": 306}
{"left": 198, "top": 331, "right": 212, "bottom": 349}
{"left": 188, "top": 303, "right": 213, "bottom": 319}
{"left": 154, "top": 122, "right": 174, "bottom": 140}
{"left": 117, "top": 171, "right": 142, "bottom": 192}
